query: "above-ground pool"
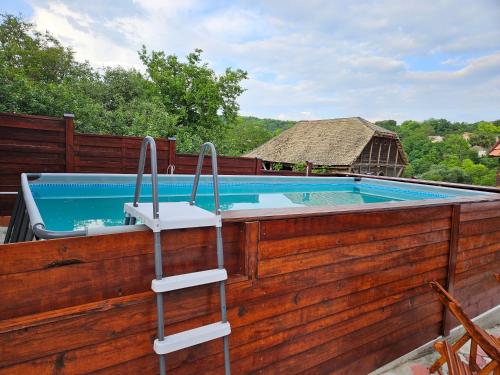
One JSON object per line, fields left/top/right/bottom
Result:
{"left": 23, "top": 173, "right": 495, "bottom": 233}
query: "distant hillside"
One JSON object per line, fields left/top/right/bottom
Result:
{"left": 240, "top": 116, "right": 295, "bottom": 132}
{"left": 221, "top": 116, "right": 295, "bottom": 156}
{"left": 373, "top": 118, "right": 499, "bottom": 186}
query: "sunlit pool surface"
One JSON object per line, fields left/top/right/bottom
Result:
{"left": 29, "top": 175, "right": 490, "bottom": 231}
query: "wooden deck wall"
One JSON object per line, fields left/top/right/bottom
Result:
{"left": 0, "top": 199, "right": 498, "bottom": 374}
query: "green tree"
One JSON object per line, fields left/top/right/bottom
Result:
{"left": 469, "top": 132, "right": 496, "bottom": 148}
{"left": 139, "top": 47, "right": 247, "bottom": 152}
{"left": 374, "top": 120, "right": 398, "bottom": 132}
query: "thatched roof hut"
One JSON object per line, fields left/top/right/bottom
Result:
{"left": 245, "top": 117, "right": 408, "bottom": 176}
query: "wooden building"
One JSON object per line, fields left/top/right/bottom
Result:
{"left": 245, "top": 117, "right": 408, "bottom": 177}
{"left": 488, "top": 140, "right": 500, "bottom": 186}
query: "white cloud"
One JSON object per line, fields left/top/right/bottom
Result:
{"left": 26, "top": 0, "right": 500, "bottom": 122}
{"left": 31, "top": 1, "right": 139, "bottom": 68}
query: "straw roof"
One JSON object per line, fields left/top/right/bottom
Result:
{"left": 245, "top": 117, "right": 402, "bottom": 166}
{"left": 488, "top": 140, "right": 500, "bottom": 157}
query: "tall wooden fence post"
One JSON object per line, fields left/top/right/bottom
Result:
{"left": 254, "top": 158, "right": 262, "bottom": 175}
{"left": 64, "top": 113, "right": 75, "bottom": 173}
{"left": 167, "top": 137, "right": 176, "bottom": 173}
{"left": 442, "top": 204, "right": 461, "bottom": 336}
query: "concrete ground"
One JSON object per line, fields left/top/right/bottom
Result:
{"left": 373, "top": 307, "right": 500, "bottom": 375}
{"left": 0, "top": 226, "right": 6, "bottom": 242}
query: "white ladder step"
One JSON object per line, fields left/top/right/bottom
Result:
{"left": 151, "top": 269, "right": 227, "bottom": 293}
{"left": 154, "top": 321, "right": 231, "bottom": 355}
{"left": 124, "top": 202, "right": 221, "bottom": 231}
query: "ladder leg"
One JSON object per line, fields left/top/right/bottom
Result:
{"left": 216, "top": 226, "right": 231, "bottom": 375}
{"left": 154, "top": 231, "right": 166, "bottom": 375}
{"left": 157, "top": 293, "right": 166, "bottom": 375}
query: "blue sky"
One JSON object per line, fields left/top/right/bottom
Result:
{"left": 2, "top": 0, "right": 500, "bottom": 122}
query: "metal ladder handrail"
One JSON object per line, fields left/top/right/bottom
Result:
{"left": 132, "top": 136, "right": 160, "bottom": 217}
{"left": 189, "top": 142, "right": 221, "bottom": 215}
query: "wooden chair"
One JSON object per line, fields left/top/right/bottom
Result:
{"left": 434, "top": 340, "right": 472, "bottom": 375}
{"left": 429, "top": 281, "right": 500, "bottom": 375}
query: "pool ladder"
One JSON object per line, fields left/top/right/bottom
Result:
{"left": 124, "top": 137, "right": 231, "bottom": 375}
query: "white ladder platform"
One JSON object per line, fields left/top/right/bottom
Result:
{"left": 124, "top": 202, "right": 221, "bottom": 231}
{"left": 154, "top": 321, "right": 231, "bottom": 355}
{"left": 152, "top": 269, "right": 227, "bottom": 293}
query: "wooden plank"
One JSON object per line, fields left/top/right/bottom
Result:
{"left": 0, "top": 140, "right": 65, "bottom": 152}
{"left": 0, "top": 224, "right": 241, "bottom": 275}
{"left": 0, "top": 127, "right": 65, "bottom": 141}
{"left": 460, "top": 208, "right": 500, "bottom": 222}
{"left": 259, "top": 234, "right": 449, "bottom": 277}
{"left": 259, "top": 218, "right": 450, "bottom": 259}
{"left": 459, "top": 217, "right": 500, "bottom": 236}
{"left": 0, "top": 116, "right": 65, "bottom": 131}
{"left": 0, "top": 155, "right": 66, "bottom": 165}
{"left": 456, "top": 248, "right": 500, "bottom": 274}
{"left": 259, "top": 206, "right": 452, "bottom": 240}
{"left": 457, "top": 243, "right": 500, "bottom": 266}
{"left": 455, "top": 261, "right": 500, "bottom": 289}
{"left": 458, "top": 230, "right": 500, "bottom": 252}
{"left": 460, "top": 200, "right": 500, "bottom": 213}
{"left": 0, "top": 164, "right": 66, "bottom": 173}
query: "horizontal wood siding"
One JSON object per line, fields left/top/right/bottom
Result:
{"left": 450, "top": 200, "right": 500, "bottom": 329}
{"left": 174, "top": 154, "right": 256, "bottom": 175}
{"left": 0, "top": 113, "right": 171, "bottom": 215}
{"left": 73, "top": 134, "right": 169, "bottom": 174}
{"left": 1, "top": 201, "right": 497, "bottom": 374}
{"left": 0, "top": 113, "right": 66, "bottom": 215}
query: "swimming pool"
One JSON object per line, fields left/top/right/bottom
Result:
{"left": 22, "top": 173, "right": 493, "bottom": 234}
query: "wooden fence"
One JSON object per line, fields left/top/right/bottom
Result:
{"left": 0, "top": 198, "right": 498, "bottom": 373}
{"left": 174, "top": 153, "right": 260, "bottom": 175}
{"left": 0, "top": 113, "right": 172, "bottom": 215}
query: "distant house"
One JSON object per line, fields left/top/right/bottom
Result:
{"left": 488, "top": 140, "right": 500, "bottom": 186}
{"left": 245, "top": 117, "right": 408, "bottom": 177}
{"left": 428, "top": 135, "right": 444, "bottom": 143}
{"left": 471, "top": 145, "right": 488, "bottom": 157}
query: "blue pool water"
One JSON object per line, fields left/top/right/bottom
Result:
{"left": 28, "top": 175, "right": 488, "bottom": 231}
